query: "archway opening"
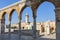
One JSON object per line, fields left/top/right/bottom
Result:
{"left": 11, "top": 10, "right": 18, "bottom": 32}
{"left": 5, "top": 14, "right": 9, "bottom": 33}
{"left": 1, "top": 13, "right": 9, "bottom": 33}
{"left": 36, "top": 1, "right": 56, "bottom": 37}
{"left": 21, "top": 7, "right": 33, "bottom": 30}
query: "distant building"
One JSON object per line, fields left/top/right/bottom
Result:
{"left": 5, "top": 13, "right": 56, "bottom": 35}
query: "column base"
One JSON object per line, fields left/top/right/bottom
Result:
{"left": 56, "top": 33, "right": 60, "bottom": 40}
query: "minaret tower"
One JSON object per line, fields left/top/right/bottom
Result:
{"left": 25, "top": 13, "right": 29, "bottom": 23}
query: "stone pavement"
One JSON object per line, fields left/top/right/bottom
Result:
{"left": 0, "top": 33, "right": 56, "bottom": 40}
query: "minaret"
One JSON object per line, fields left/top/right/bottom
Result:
{"left": 25, "top": 13, "right": 29, "bottom": 23}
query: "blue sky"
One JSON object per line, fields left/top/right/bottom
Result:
{"left": 0, "top": 0, "right": 55, "bottom": 24}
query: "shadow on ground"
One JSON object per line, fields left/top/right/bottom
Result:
{"left": 0, "top": 34, "right": 56, "bottom": 40}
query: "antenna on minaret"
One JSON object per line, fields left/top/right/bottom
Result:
{"left": 25, "top": 13, "right": 29, "bottom": 23}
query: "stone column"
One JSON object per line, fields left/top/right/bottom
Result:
{"left": 0, "top": 19, "right": 1, "bottom": 34}
{"left": 1, "top": 16, "right": 5, "bottom": 33}
{"left": 8, "top": 18, "right": 11, "bottom": 40}
{"left": 0, "top": 19, "right": 2, "bottom": 40}
{"left": 18, "top": 15, "right": 21, "bottom": 40}
{"left": 55, "top": 8, "right": 60, "bottom": 40}
{"left": 0, "top": 17, "right": 5, "bottom": 40}
{"left": 32, "top": 10, "right": 37, "bottom": 40}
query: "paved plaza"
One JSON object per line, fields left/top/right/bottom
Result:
{"left": 0, "top": 33, "right": 56, "bottom": 40}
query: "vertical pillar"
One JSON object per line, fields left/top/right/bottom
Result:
{"left": 8, "top": 18, "right": 11, "bottom": 40}
{"left": 32, "top": 10, "right": 37, "bottom": 40}
{"left": 1, "top": 16, "right": 5, "bottom": 33}
{"left": 0, "top": 19, "right": 2, "bottom": 34}
{"left": 18, "top": 15, "right": 21, "bottom": 40}
{"left": 55, "top": 8, "right": 60, "bottom": 40}
{"left": 0, "top": 19, "right": 2, "bottom": 40}
{"left": 0, "top": 17, "right": 5, "bottom": 40}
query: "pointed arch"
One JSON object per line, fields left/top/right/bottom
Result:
{"left": 36, "top": 0, "right": 56, "bottom": 9}
{"left": 1, "top": 12, "right": 9, "bottom": 33}
{"left": 2, "top": 12, "right": 8, "bottom": 18}
{"left": 10, "top": 9, "right": 18, "bottom": 24}
{"left": 20, "top": 5, "right": 27, "bottom": 14}
{"left": 21, "top": 6, "right": 33, "bottom": 22}
{"left": 9, "top": 9, "right": 18, "bottom": 18}
{"left": 36, "top": 1, "right": 56, "bottom": 22}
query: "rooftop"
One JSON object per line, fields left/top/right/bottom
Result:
{"left": 0, "top": 0, "right": 26, "bottom": 11}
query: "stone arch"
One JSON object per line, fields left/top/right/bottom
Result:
{"left": 9, "top": 9, "right": 18, "bottom": 19}
{"left": 2, "top": 12, "right": 8, "bottom": 18}
{"left": 1, "top": 12, "right": 8, "bottom": 33}
{"left": 36, "top": 1, "right": 56, "bottom": 35}
{"left": 11, "top": 10, "right": 18, "bottom": 24}
{"left": 36, "top": 1, "right": 56, "bottom": 19}
{"left": 21, "top": 6, "right": 33, "bottom": 13}
{"left": 20, "top": 6, "right": 33, "bottom": 30}
{"left": 36, "top": 0, "right": 56, "bottom": 9}
{"left": 19, "top": 4, "right": 33, "bottom": 20}
{"left": 20, "top": 5, "right": 27, "bottom": 15}
{"left": 21, "top": 6, "right": 33, "bottom": 21}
